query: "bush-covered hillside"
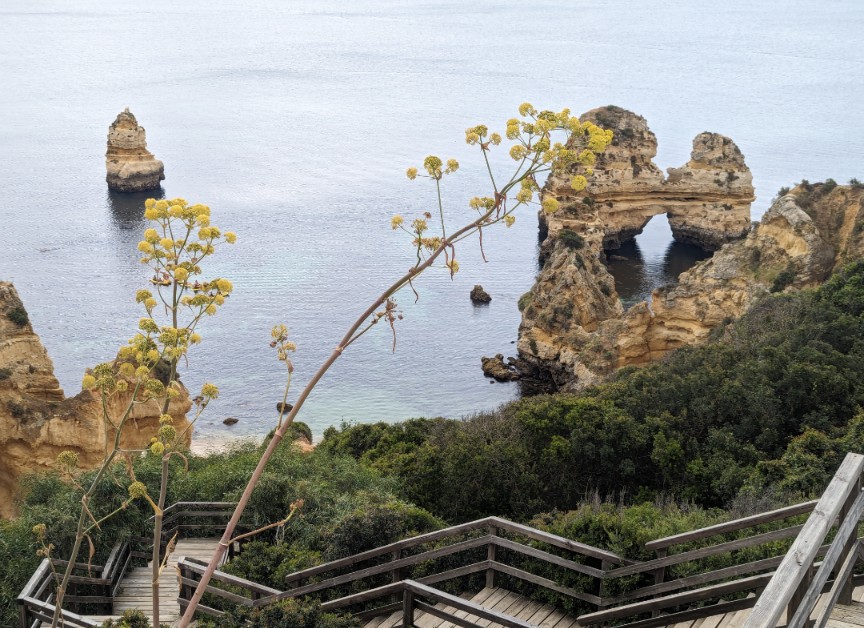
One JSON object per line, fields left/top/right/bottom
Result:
{"left": 321, "top": 262, "right": 864, "bottom": 519}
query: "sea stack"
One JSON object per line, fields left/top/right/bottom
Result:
{"left": 105, "top": 108, "right": 165, "bottom": 192}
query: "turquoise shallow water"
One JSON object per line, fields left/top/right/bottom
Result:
{"left": 0, "top": 1, "right": 862, "bottom": 445}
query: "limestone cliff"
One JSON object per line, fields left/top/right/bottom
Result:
{"left": 105, "top": 108, "right": 165, "bottom": 192}
{"left": 518, "top": 105, "right": 755, "bottom": 390}
{"left": 519, "top": 174, "right": 864, "bottom": 391}
{"left": 0, "top": 283, "right": 190, "bottom": 517}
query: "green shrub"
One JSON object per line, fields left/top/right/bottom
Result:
{"left": 6, "top": 306, "right": 28, "bottom": 327}
{"left": 205, "top": 597, "right": 360, "bottom": 628}
{"left": 558, "top": 229, "right": 585, "bottom": 250}
{"left": 517, "top": 291, "right": 533, "bottom": 312}
{"left": 101, "top": 609, "right": 150, "bottom": 627}
{"left": 770, "top": 264, "right": 796, "bottom": 293}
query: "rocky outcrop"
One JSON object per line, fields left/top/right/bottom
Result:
{"left": 0, "top": 283, "right": 190, "bottom": 517}
{"left": 518, "top": 175, "right": 864, "bottom": 391}
{"left": 105, "top": 108, "right": 165, "bottom": 192}
{"left": 470, "top": 285, "right": 492, "bottom": 304}
{"left": 543, "top": 106, "right": 754, "bottom": 252}
{"left": 481, "top": 354, "right": 519, "bottom": 381}
{"left": 518, "top": 106, "right": 755, "bottom": 390}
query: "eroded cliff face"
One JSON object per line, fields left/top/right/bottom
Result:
{"left": 518, "top": 105, "right": 755, "bottom": 390}
{"left": 105, "top": 108, "right": 165, "bottom": 192}
{"left": 0, "top": 283, "right": 190, "bottom": 517}
{"left": 519, "top": 173, "right": 864, "bottom": 391}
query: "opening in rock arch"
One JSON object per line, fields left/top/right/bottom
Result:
{"left": 605, "top": 214, "right": 712, "bottom": 309}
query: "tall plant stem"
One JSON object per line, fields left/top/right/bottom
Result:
{"left": 177, "top": 195, "right": 512, "bottom": 627}
{"left": 151, "top": 456, "right": 169, "bottom": 626}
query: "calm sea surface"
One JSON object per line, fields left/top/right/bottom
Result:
{"left": 1, "top": 1, "right": 862, "bottom": 446}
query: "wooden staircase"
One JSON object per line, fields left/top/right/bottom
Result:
{"left": 364, "top": 587, "right": 575, "bottom": 628}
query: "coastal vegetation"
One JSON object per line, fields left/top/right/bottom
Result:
{"left": 5, "top": 260, "right": 864, "bottom": 625}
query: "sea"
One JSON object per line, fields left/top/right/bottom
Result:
{"left": 1, "top": 0, "right": 862, "bottom": 447}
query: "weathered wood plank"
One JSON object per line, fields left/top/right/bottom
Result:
{"left": 745, "top": 453, "right": 864, "bottom": 628}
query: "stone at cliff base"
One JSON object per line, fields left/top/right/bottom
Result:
{"left": 223, "top": 417, "right": 239, "bottom": 426}
{"left": 277, "top": 402, "right": 293, "bottom": 414}
{"left": 470, "top": 285, "right": 492, "bottom": 304}
{"left": 481, "top": 354, "right": 519, "bottom": 381}
{"left": 105, "top": 108, "right": 165, "bottom": 192}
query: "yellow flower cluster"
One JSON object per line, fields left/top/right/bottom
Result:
{"left": 391, "top": 215, "right": 404, "bottom": 230}
{"left": 541, "top": 197, "right": 560, "bottom": 214}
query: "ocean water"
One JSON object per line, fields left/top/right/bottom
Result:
{"left": 1, "top": 0, "right": 862, "bottom": 445}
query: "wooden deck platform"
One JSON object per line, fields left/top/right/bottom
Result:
{"left": 74, "top": 537, "right": 221, "bottom": 627}
{"left": 364, "top": 587, "right": 576, "bottom": 628}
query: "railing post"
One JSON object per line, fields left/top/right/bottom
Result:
{"left": 391, "top": 549, "right": 402, "bottom": 583}
{"left": 651, "top": 547, "right": 667, "bottom": 617}
{"left": 837, "top": 475, "right": 862, "bottom": 605}
{"left": 486, "top": 525, "right": 497, "bottom": 589}
{"left": 402, "top": 589, "right": 415, "bottom": 627}
{"left": 789, "top": 564, "right": 814, "bottom": 626}
{"left": 597, "top": 560, "right": 610, "bottom": 610}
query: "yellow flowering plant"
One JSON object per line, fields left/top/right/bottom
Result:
{"left": 178, "top": 103, "right": 612, "bottom": 625}
{"left": 47, "top": 198, "right": 236, "bottom": 628}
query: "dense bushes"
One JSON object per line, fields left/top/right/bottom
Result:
{"left": 323, "top": 262, "right": 864, "bottom": 517}
{"left": 0, "top": 442, "right": 440, "bottom": 627}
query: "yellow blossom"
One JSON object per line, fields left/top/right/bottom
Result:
{"left": 542, "top": 197, "right": 560, "bottom": 214}
{"left": 489, "top": 133, "right": 502, "bottom": 145}
{"left": 150, "top": 442, "right": 165, "bottom": 456}
{"left": 201, "top": 383, "right": 219, "bottom": 399}
{"left": 504, "top": 214, "right": 516, "bottom": 227}
{"left": 205, "top": 304, "right": 217, "bottom": 315}
{"left": 406, "top": 167, "right": 418, "bottom": 180}
{"left": 391, "top": 215, "right": 404, "bottom": 230}
{"left": 510, "top": 145, "right": 527, "bottom": 161}
{"left": 465, "top": 132, "right": 480, "bottom": 145}
{"left": 144, "top": 208, "right": 159, "bottom": 220}
{"left": 518, "top": 102, "right": 535, "bottom": 116}
{"left": 159, "top": 238, "right": 174, "bottom": 250}
{"left": 174, "top": 267, "right": 189, "bottom": 281}
{"left": 446, "top": 259, "right": 460, "bottom": 274}
{"left": 224, "top": 231, "right": 237, "bottom": 243}
{"left": 571, "top": 175, "right": 588, "bottom": 192}
{"left": 423, "top": 155, "right": 443, "bottom": 177}
{"left": 57, "top": 450, "right": 78, "bottom": 468}
{"left": 144, "top": 298, "right": 157, "bottom": 310}
{"left": 144, "top": 198, "right": 156, "bottom": 209}
{"left": 128, "top": 481, "right": 148, "bottom": 500}
{"left": 190, "top": 333, "right": 201, "bottom": 344}
{"left": 137, "top": 241, "right": 153, "bottom": 253}
{"left": 146, "top": 349, "right": 160, "bottom": 363}
{"left": 516, "top": 188, "right": 533, "bottom": 203}
{"left": 119, "top": 362, "right": 135, "bottom": 378}
{"left": 216, "top": 278, "right": 233, "bottom": 293}
{"left": 445, "top": 159, "right": 459, "bottom": 173}
{"left": 578, "top": 149, "right": 596, "bottom": 166}
{"left": 82, "top": 374, "right": 96, "bottom": 390}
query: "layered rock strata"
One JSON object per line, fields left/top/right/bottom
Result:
{"left": 0, "top": 283, "right": 191, "bottom": 517}
{"left": 105, "top": 108, "right": 165, "bottom": 192}
{"left": 519, "top": 173, "right": 864, "bottom": 391}
{"left": 519, "top": 105, "right": 755, "bottom": 390}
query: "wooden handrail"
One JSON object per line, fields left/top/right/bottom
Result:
{"left": 788, "top": 488, "right": 864, "bottom": 628}
{"left": 644, "top": 500, "right": 818, "bottom": 551}
{"left": 744, "top": 452, "right": 864, "bottom": 627}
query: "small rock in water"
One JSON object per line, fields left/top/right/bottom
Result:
{"left": 481, "top": 354, "right": 519, "bottom": 381}
{"left": 609, "top": 254, "right": 629, "bottom": 261}
{"left": 470, "top": 285, "right": 492, "bottom": 304}
{"left": 277, "top": 402, "right": 293, "bottom": 414}
{"left": 223, "top": 417, "right": 239, "bottom": 426}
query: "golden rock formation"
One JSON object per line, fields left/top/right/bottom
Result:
{"left": 105, "top": 108, "right": 165, "bottom": 192}
{"left": 0, "top": 283, "right": 190, "bottom": 517}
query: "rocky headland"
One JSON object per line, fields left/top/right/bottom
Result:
{"left": 517, "top": 105, "right": 864, "bottom": 391}
{"left": 105, "top": 108, "right": 165, "bottom": 192}
{"left": 0, "top": 283, "right": 190, "bottom": 517}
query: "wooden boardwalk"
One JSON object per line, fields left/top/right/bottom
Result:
{"left": 365, "top": 587, "right": 576, "bottom": 628}
{"left": 78, "top": 537, "right": 221, "bottom": 627}
{"left": 664, "top": 586, "right": 864, "bottom": 628}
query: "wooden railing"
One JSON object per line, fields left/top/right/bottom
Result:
{"left": 22, "top": 455, "right": 864, "bottom": 627}
{"left": 16, "top": 501, "right": 242, "bottom": 628}
{"left": 744, "top": 452, "right": 864, "bottom": 628}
